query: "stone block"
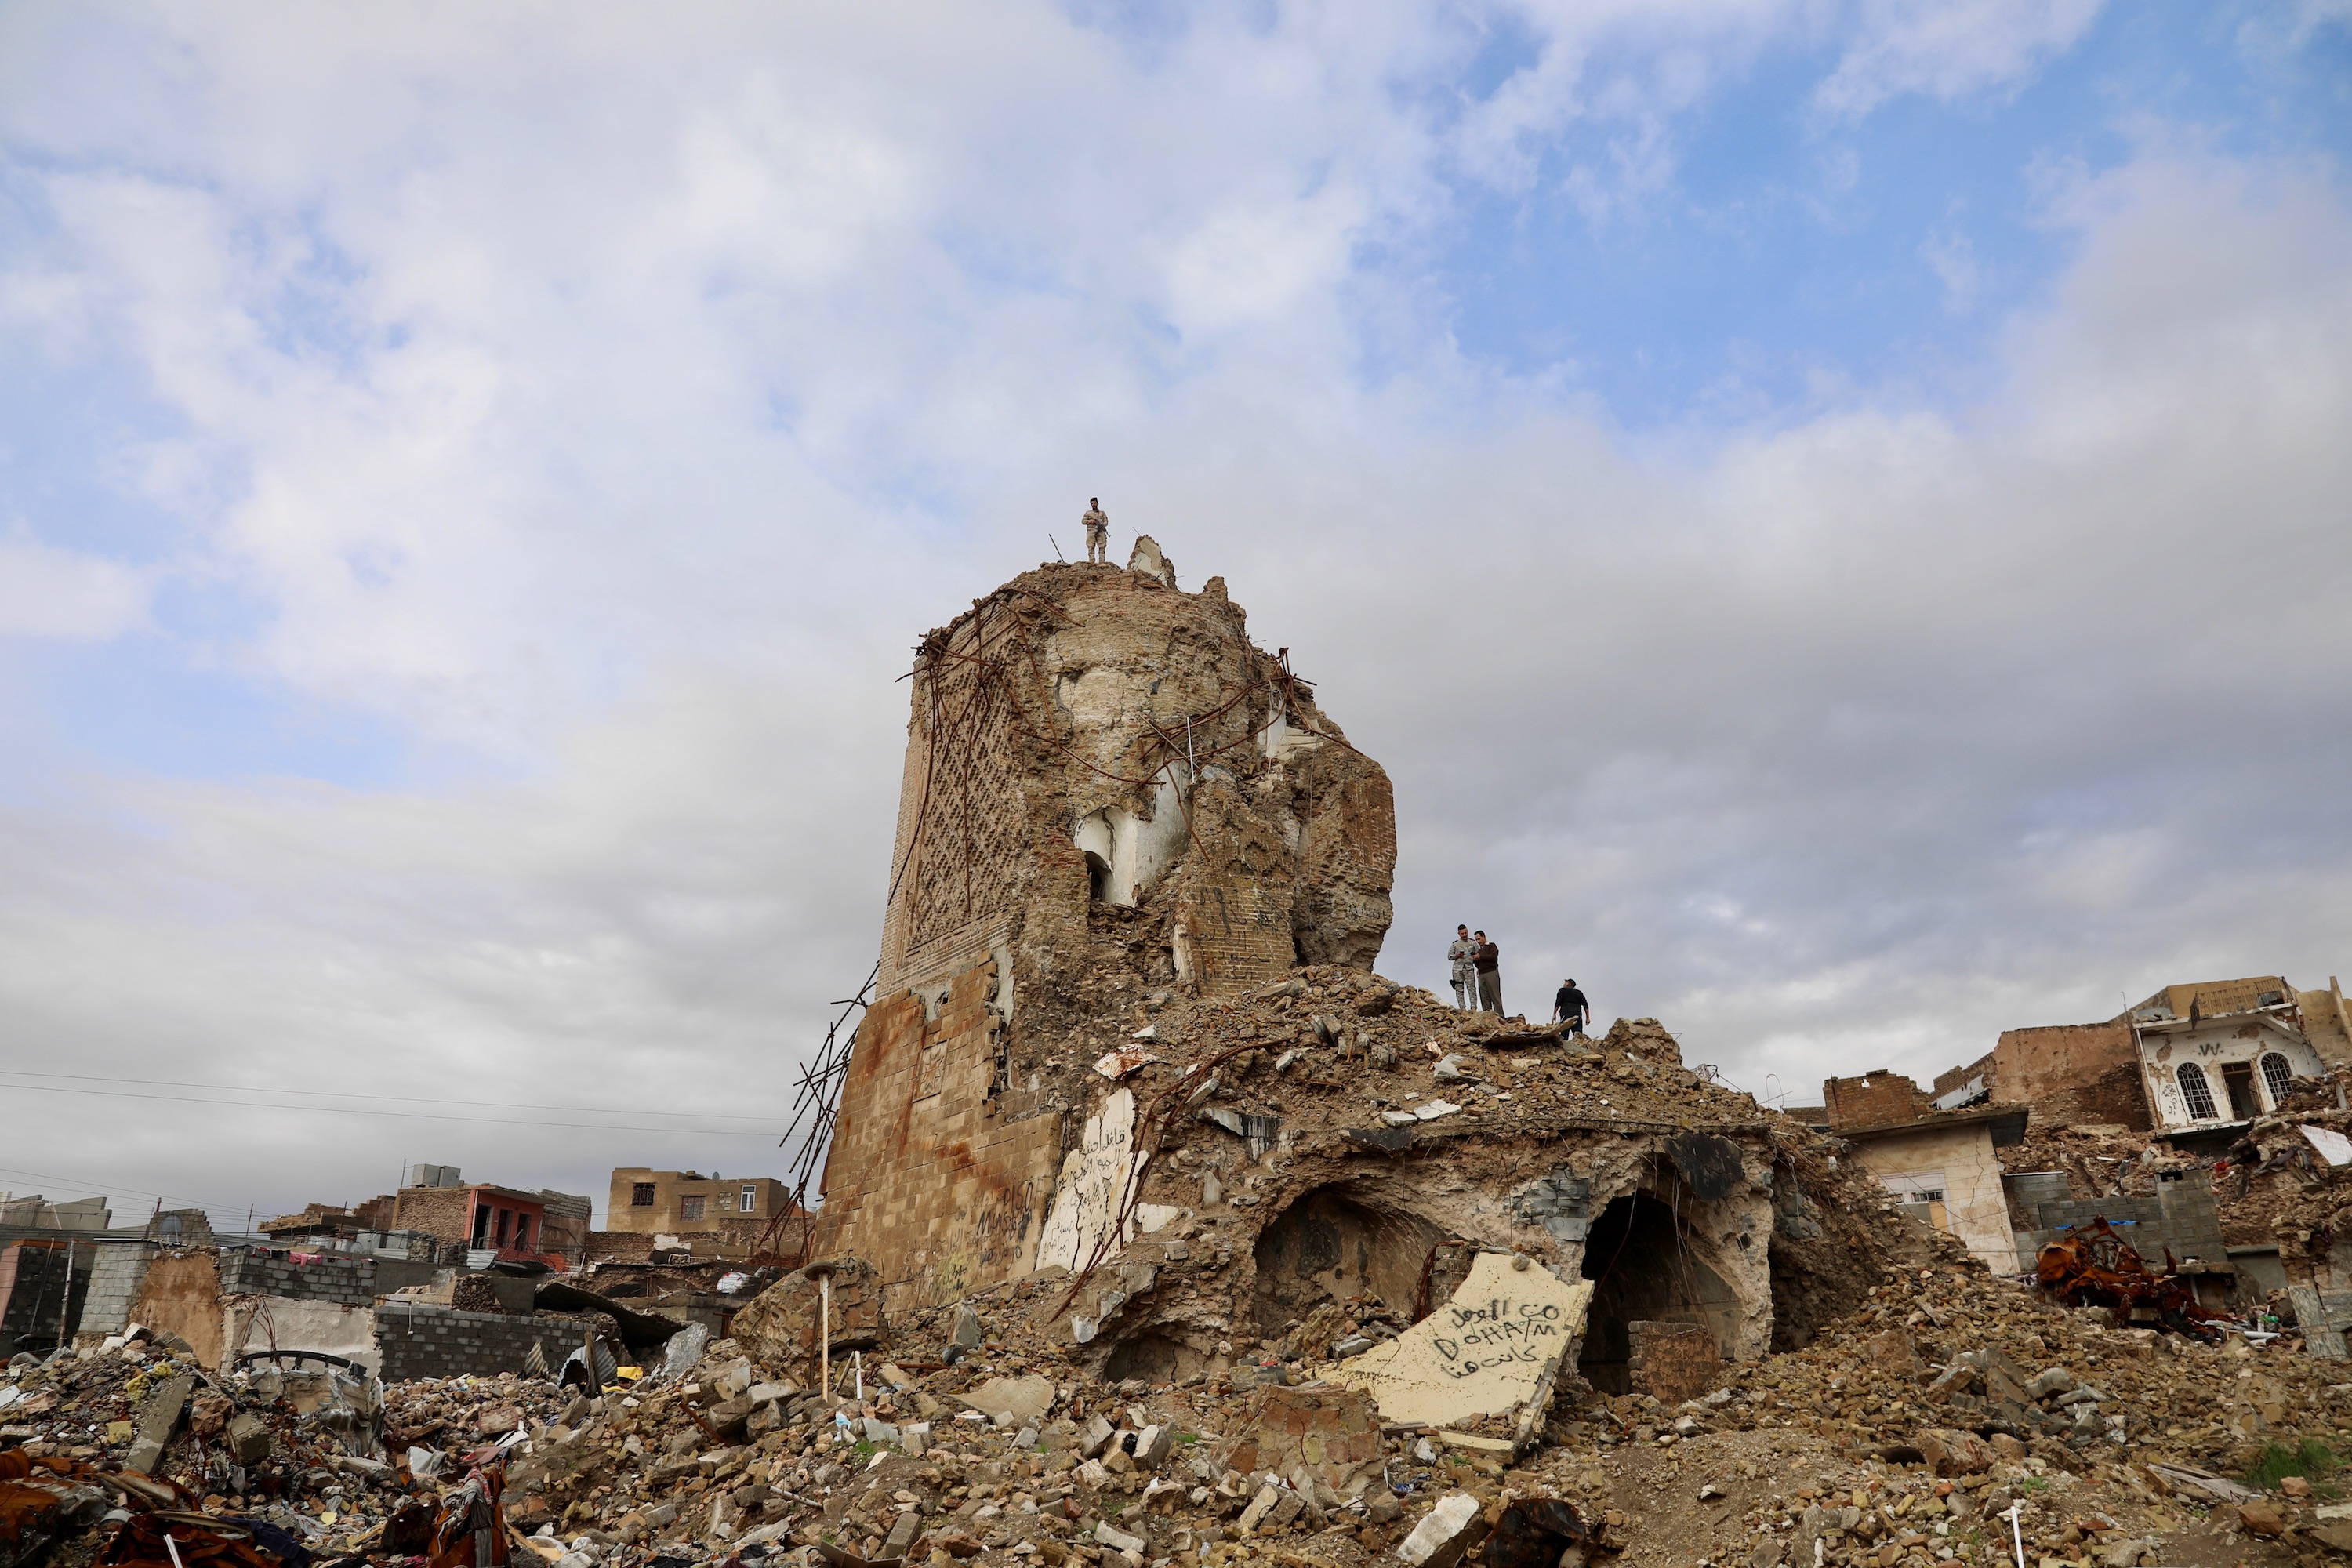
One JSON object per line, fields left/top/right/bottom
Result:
{"left": 1397, "top": 1494, "right": 1490, "bottom": 1568}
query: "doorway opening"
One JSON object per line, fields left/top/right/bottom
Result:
{"left": 1577, "top": 1192, "right": 1739, "bottom": 1394}
{"left": 2221, "top": 1062, "right": 2259, "bottom": 1121}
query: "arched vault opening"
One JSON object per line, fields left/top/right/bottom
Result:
{"left": 1577, "top": 1191, "right": 1741, "bottom": 1394}
{"left": 1251, "top": 1185, "right": 1447, "bottom": 1338}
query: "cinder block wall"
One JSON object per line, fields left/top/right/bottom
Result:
{"left": 2015, "top": 1178, "right": 2227, "bottom": 1272}
{"left": 219, "top": 1250, "right": 378, "bottom": 1305}
{"left": 78, "top": 1243, "right": 159, "bottom": 1337}
{"left": 375, "top": 1303, "right": 611, "bottom": 1382}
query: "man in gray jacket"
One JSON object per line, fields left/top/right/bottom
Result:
{"left": 1446, "top": 925, "right": 1479, "bottom": 1010}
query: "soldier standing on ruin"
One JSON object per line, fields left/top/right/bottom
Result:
{"left": 1473, "top": 930, "right": 1502, "bottom": 1014}
{"left": 1083, "top": 497, "right": 1109, "bottom": 564}
{"left": 1447, "top": 925, "right": 1479, "bottom": 1010}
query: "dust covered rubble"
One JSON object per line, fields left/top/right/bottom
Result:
{"left": 14, "top": 1207, "right": 2352, "bottom": 1568}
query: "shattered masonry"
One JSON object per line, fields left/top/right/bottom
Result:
{"left": 805, "top": 548, "right": 1878, "bottom": 1405}
{"left": 808, "top": 547, "right": 1399, "bottom": 1307}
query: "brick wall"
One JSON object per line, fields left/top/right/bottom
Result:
{"left": 218, "top": 1250, "right": 378, "bottom": 1305}
{"left": 78, "top": 1242, "right": 159, "bottom": 1338}
{"left": 375, "top": 1304, "right": 617, "bottom": 1382}
{"left": 813, "top": 956, "right": 1064, "bottom": 1308}
{"left": 1823, "top": 1073, "right": 1931, "bottom": 1129}
{"left": 1172, "top": 774, "right": 1298, "bottom": 998}
{"left": 876, "top": 597, "right": 1033, "bottom": 996}
{"left": 1626, "top": 1319, "right": 1722, "bottom": 1406}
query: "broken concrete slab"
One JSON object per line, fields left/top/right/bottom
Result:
{"left": 1334, "top": 1250, "right": 1592, "bottom": 1427}
{"left": 953, "top": 1374, "right": 1055, "bottom": 1428}
{"left": 124, "top": 1373, "right": 193, "bottom": 1475}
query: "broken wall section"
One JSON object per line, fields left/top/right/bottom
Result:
{"left": 375, "top": 1302, "right": 615, "bottom": 1381}
{"left": 812, "top": 958, "right": 1064, "bottom": 1309}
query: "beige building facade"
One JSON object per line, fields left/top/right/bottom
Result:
{"left": 1841, "top": 1110, "right": 2020, "bottom": 1275}
{"left": 606, "top": 1169, "right": 793, "bottom": 1235}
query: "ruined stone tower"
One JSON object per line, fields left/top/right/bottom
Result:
{"left": 810, "top": 543, "right": 1396, "bottom": 1301}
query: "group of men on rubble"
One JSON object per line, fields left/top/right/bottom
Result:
{"left": 1446, "top": 924, "right": 1589, "bottom": 1033}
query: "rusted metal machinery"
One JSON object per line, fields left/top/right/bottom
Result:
{"left": 2035, "top": 1216, "right": 2227, "bottom": 1340}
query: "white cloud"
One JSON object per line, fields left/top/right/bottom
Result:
{"left": 1815, "top": 0, "right": 2106, "bottom": 119}
{"left": 0, "top": 532, "right": 149, "bottom": 640}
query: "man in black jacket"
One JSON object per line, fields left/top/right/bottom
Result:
{"left": 1553, "top": 978, "right": 1590, "bottom": 1035}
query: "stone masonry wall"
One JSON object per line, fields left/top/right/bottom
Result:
{"left": 1992, "top": 1022, "right": 2150, "bottom": 1131}
{"left": 1626, "top": 1319, "right": 1723, "bottom": 1406}
{"left": 218, "top": 1251, "right": 377, "bottom": 1305}
{"left": 375, "top": 1303, "right": 612, "bottom": 1383}
{"left": 78, "top": 1243, "right": 158, "bottom": 1338}
{"left": 813, "top": 956, "right": 1065, "bottom": 1309}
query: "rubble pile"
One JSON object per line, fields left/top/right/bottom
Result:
{"left": 1, "top": 1327, "right": 421, "bottom": 1566}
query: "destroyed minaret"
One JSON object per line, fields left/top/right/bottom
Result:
{"left": 810, "top": 541, "right": 1396, "bottom": 1301}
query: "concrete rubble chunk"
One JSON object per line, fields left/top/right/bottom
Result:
{"left": 124, "top": 1373, "right": 193, "bottom": 1476}
{"left": 1912, "top": 1428, "right": 1994, "bottom": 1476}
{"left": 728, "top": 1257, "right": 887, "bottom": 1382}
{"left": 224, "top": 1410, "right": 272, "bottom": 1465}
{"left": 1092, "top": 1519, "right": 1146, "bottom": 1554}
{"left": 1131, "top": 1424, "right": 1172, "bottom": 1467}
{"left": 1334, "top": 1250, "right": 1590, "bottom": 1425}
{"left": 954, "top": 1374, "right": 1054, "bottom": 1428}
{"left": 883, "top": 1512, "right": 923, "bottom": 1555}
{"left": 1396, "top": 1493, "right": 1490, "bottom": 1568}
{"left": 2027, "top": 1367, "right": 2075, "bottom": 1399}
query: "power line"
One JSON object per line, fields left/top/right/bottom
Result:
{"left": 0, "top": 1161, "right": 256, "bottom": 1218}
{"left": 0, "top": 1069, "right": 786, "bottom": 1123}
{"left": 0, "top": 1081, "right": 783, "bottom": 1135}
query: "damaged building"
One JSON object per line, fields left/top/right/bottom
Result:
{"left": 804, "top": 547, "right": 1880, "bottom": 1411}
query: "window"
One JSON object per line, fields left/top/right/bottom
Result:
{"left": 2177, "top": 1062, "right": 2219, "bottom": 1121}
{"left": 2260, "top": 1052, "right": 2296, "bottom": 1108}
{"left": 741, "top": 1185, "right": 757, "bottom": 1213}
{"left": 681, "top": 1195, "right": 705, "bottom": 1221}
{"left": 631, "top": 1182, "right": 656, "bottom": 1208}
{"left": 495, "top": 1208, "right": 511, "bottom": 1246}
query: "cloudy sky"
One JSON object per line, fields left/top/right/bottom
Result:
{"left": 2, "top": 2, "right": 2348, "bottom": 1231}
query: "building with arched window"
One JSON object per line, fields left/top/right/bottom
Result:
{"left": 2132, "top": 976, "right": 2333, "bottom": 1130}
